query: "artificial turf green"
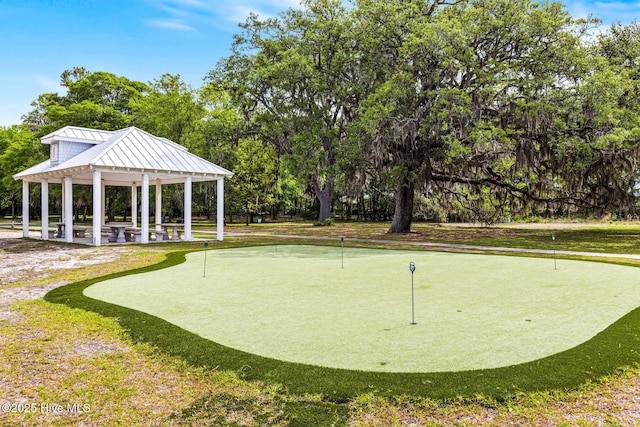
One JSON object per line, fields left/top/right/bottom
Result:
{"left": 83, "top": 245, "right": 640, "bottom": 373}
{"left": 45, "top": 246, "right": 640, "bottom": 401}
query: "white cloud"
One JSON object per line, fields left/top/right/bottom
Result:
{"left": 169, "top": 0, "right": 209, "bottom": 7}
{"left": 223, "top": 4, "right": 279, "bottom": 24}
{"left": 147, "top": 18, "right": 197, "bottom": 31}
{"left": 33, "top": 75, "right": 61, "bottom": 93}
{"left": 145, "top": 0, "right": 304, "bottom": 32}
{"left": 566, "top": 0, "right": 640, "bottom": 25}
{"left": 0, "top": 73, "right": 64, "bottom": 127}
{"left": 564, "top": 0, "right": 591, "bottom": 20}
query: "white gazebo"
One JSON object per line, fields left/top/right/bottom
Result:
{"left": 13, "top": 126, "right": 233, "bottom": 245}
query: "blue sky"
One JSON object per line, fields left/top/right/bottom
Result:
{"left": 0, "top": 0, "right": 638, "bottom": 127}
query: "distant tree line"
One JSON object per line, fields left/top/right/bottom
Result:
{"left": 2, "top": 0, "right": 640, "bottom": 232}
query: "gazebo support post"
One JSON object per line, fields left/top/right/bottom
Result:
{"left": 61, "top": 181, "right": 65, "bottom": 224}
{"left": 217, "top": 178, "right": 224, "bottom": 241}
{"left": 64, "top": 176, "right": 73, "bottom": 243}
{"left": 131, "top": 183, "right": 137, "bottom": 228}
{"left": 155, "top": 180, "right": 162, "bottom": 232}
{"left": 92, "top": 170, "right": 102, "bottom": 246}
{"left": 22, "top": 181, "right": 29, "bottom": 238}
{"left": 41, "top": 179, "right": 49, "bottom": 240}
{"left": 184, "top": 176, "right": 192, "bottom": 241}
{"left": 101, "top": 182, "right": 106, "bottom": 226}
{"left": 141, "top": 174, "right": 149, "bottom": 244}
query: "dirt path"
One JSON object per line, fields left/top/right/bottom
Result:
{"left": 0, "top": 230, "right": 133, "bottom": 304}
{"left": 0, "top": 231, "right": 216, "bottom": 427}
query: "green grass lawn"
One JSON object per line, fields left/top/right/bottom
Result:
{"left": 83, "top": 245, "right": 640, "bottom": 373}
{"left": 218, "top": 220, "right": 640, "bottom": 254}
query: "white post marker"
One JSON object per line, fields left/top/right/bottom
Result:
{"left": 203, "top": 241, "right": 209, "bottom": 278}
{"left": 409, "top": 262, "right": 416, "bottom": 325}
{"left": 552, "top": 234, "right": 557, "bottom": 270}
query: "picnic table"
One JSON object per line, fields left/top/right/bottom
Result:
{"left": 106, "top": 222, "right": 133, "bottom": 243}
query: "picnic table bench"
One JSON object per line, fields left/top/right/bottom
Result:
{"left": 53, "top": 222, "right": 90, "bottom": 238}
{"left": 160, "top": 223, "right": 183, "bottom": 241}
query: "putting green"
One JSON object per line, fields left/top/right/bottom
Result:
{"left": 84, "top": 245, "right": 640, "bottom": 373}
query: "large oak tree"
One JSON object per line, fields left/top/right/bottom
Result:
{"left": 210, "top": 0, "right": 361, "bottom": 222}
{"left": 356, "top": 0, "right": 593, "bottom": 231}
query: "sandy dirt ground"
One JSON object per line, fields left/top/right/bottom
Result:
{"left": 0, "top": 230, "right": 133, "bottom": 306}
{"left": 0, "top": 230, "right": 219, "bottom": 427}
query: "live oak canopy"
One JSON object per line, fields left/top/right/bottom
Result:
{"left": 211, "top": 0, "right": 640, "bottom": 231}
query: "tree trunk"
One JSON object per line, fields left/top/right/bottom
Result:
{"left": 313, "top": 178, "right": 334, "bottom": 223}
{"left": 388, "top": 177, "right": 415, "bottom": 233}
{"left": 361, "top": 193, "right": 368, "bottom": 222}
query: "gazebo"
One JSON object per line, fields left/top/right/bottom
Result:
{"left": 13, "top": 126, "right": 233, "bottom": 245}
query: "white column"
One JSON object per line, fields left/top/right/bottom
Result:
{"left": 61, "top": 181, "right": 66, "bottom": 222}
{"left": 41, "top": 179, "right": 49, "bottom": 240}
{"left": 22, "top": 180, "right": 29, "bottom": 238}
{"left": 64, "top": 176, "right": 73, "bottom": 243}
{"left": 131, "top": 183, "right": 138, "bottom": 228}
{"left": 217, "top": 178, "right": 224, "bottom": 241}
{"left": 155, "top": 180, "right": 162, "bottom": 232}
{"left": 101, "top": 182, "right": 106, "bottom": 226}
{"left": 184, "top": 176, "right": 192, "bottom": 241}
{"left": 93, "top": 170, "right": 102, "bottom": 246}
{"left": 141, "top": 174, "right": 149, "bottom": 244}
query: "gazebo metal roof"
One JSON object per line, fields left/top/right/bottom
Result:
{"left": 14, "top": 126, "right": 233, "bottom": 185}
